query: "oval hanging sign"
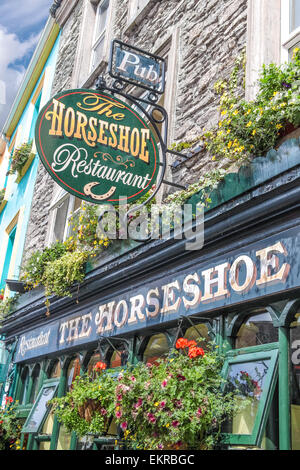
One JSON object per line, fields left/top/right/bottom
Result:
{"left": 35, "top": 89, "right": 160, "bottom": 204}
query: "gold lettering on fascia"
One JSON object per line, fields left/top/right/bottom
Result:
{"left": 93, "top": 241, "right": 290, "bottom": 335}
{"left": 59, "top": 314, "right": 93, "bottom": 345}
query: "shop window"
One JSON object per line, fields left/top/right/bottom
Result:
{"left": 29, "top": 364, "right": 41, "bottom": 404}
{"left": 90, "top": 0, "right": 111, "bottom": 72}
{"left": 235, "top": 312, "right": 278, "bottom": 349}
{"left": 290, "top": 310, "right": 300, "bottom": 450}
{"left": 56, "top": 424, "right": 72, "bottom": 450}
{"left": 19, "top": 367, "right": 30, "bottom": 405}
{"left": 49, "top": 360, "right": 61, "bottom": 379}
{"left": 66, "top": 357, "right": 81, "bottom": 391}
{"left": 221, "top": 345, "right": 279, "bottom": 447}
{"left": 184, "top": 323, "right": 210, "bottom": 349}
{"left": 143, "top": 333, "right": 169, "bottom": 364}
{"left": 87, "top": 352, "right": 103, "bottom": 375}
{"left": 281, "top": 0, "right": 300, "bottom": 61}
{"left": 110, "top": 349, "right": 127, "bottom": 369}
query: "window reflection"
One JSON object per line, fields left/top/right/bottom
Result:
{"left": 49, "top": 360, "right": 61, "bottom": 379}
{"left": 143, "top": 333, "right": 169, "bottom": 364}
{"left": 235, "top": 312, "right": 278, "bottom": 349}
{"left": 224, "top": 360, "right": 270, "bottom": 435}
{"left": 66, "top": 358, "right": 81, "bottom": 391}
{"left": 184, "top": 323, "right": 210, "bottom": 349}
{"left": 110, "top": 347, "right": 128, "bottom": 369}
{"left": 29, "top": 364, "right": 40, "bottom": 404}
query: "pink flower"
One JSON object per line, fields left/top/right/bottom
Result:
{"left": 116, "top": 410, "right": 122, "bottom": 419}
{"left": 161, "top": 380, "right": 168, "bottom": 388}
{"left": 197, "top": 407, "right": 202, "bottom": 417}
{"left": 177, "top": 374, "right": 186, "bottom": 381}
{"left": 100, "top": 408, "right": 107, "bottom": 416}
{"left": 117, "top": 394, "right": 123, "bottom": 401}
{"left": 121, "top": 422, "right": 128, "bottom": 431}
{"left": 147, "top": 412, "right": 157, "bottom": 424}
{"left": 133, "top": 398, "right": 143, "bottom": 409}
{"left": 172, "top": 420, "right": 179, "bottom": 428}
{"left": 130, "top": 376, "right": 136, "bottom": 382}
{"left": 160, "top": 401, "right": 166, "bottom": 408}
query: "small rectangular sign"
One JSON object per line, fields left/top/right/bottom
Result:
{"left": 109, "top": 40, "right": 166, "bottom": 93}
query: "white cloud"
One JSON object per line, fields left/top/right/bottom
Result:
{"left": 0, "top": 0, "right": 52, "bottom": 33}
{"left": 0, "top": 26, "right": 41, "bottom": 130}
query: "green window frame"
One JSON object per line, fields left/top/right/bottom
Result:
{"left": 22, "top": 378, "right": 59, "bottom": 435}
{"left": 221, "top": 343, "right": 279, "bottom": 447}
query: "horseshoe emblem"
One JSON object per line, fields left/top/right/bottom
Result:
{"left": 84, "top": 182, "right": 116, "bottom": 201}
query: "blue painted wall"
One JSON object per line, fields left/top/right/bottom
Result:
{"left": 0, "top": 34, "right": 60, "bottom": 295}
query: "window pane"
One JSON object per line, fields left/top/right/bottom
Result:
{"left": 224, "top": 359, "right": 271, "bottom": 435}
{"left": 235, "top": 312, "right": 278, "bottom": 349}
{"left": 66, "top": 358, "right": 81, "bottom": 391}
{"left": 95, "top": 0, "right": 109, "bottom": 39}
{"left": 49, "top": 360, "right": 61, "bottom": 379}
{"left": 57, "top": 424, "right": 71, "bottom": 450}
{"left": 87, "top": 352, "right": 103, "bottom": 376}
{"left": 29, "top": 365, "right": 40, "bottom": 404}
{"left": 290, "top": 0, "right": 300, "bottom": 32}
{"left": 184, "top": 323, "right": 210, "bottom": 349}
{"left": 290, "top": 312, "right": 300, "bottom": 450}
{"left": 91, "top": 36, "right": 105, "bottom": 71}
{"left": 143, "top": 333, "right": 169, "bottom": 364}
{"left": 110, "top": 347, "right": 128, "bottom": 368}
{"left": 20, "top": 368, "right": 29, "bottom": 405}
{"left": 53, "top": 197, "right": 69, "bottom": 242}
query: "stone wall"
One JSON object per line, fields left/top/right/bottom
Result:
{"left": 22, "top": 0, "right": 248, "bottom": 263}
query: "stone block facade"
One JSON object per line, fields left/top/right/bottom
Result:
{"left": 22, "top": 0, "right": 249, "bottom": 262}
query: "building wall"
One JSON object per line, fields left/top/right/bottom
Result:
{"left": 22, "top": 0, "right": 282, "bottom": 261}
{"left": 0, "top": 35, "right": 60, "bottom": 295}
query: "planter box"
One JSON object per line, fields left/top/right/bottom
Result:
{"left": 0, "top": 199, "right": 7, "bottom": 214}
{"left": 16, "top": 153, "right": 36, "bottom": 184}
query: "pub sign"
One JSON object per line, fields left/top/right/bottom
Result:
{"left": 35, "top": 89, "right": 159, "bottom": 204}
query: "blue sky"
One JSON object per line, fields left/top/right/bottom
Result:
{"left": 0, "top": 0, "right": 54, "bottom": 131}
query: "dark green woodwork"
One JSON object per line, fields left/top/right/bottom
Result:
{"left": 221, "top": 344, "right": 279, "bottom": 447}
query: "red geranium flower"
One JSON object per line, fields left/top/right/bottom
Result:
{"left": 94, "top": 361, "right": 106, "bottom": 372}
{"left": 188, "top": 346, "right": 205, "bottom": 359}
{"left": 175, "top": 338, "right": 189, "bottom": 349}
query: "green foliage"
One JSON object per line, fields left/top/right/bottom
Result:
{"left": 21, "top": 241, "right": 69, "bottom": 288}
{"left": 114, "top": 344, "right": 240, "bottom": 450}
{"left": 203, "top": 48, "right": 300, "bottom": 162}
{"left": 164, "top": 168, "right": 227, "bottom": 207}
{"left": 166, "top": 48, "right": 300, "bottom": 209}
{"left": 0, "top": 294, "right": 19, "bottom": 324}
{"left": 0, "top": 189, "right": 5, "bottom": 205}
{"left": 43, "top": 250, "right": 89, "bottom": 299}
{"left": 68, "top": 202, "right": 111, "bottom": 256}
{"left": 51, "top": 340, "right": 244, "bottom": 450}
{"left": 8, "top": 141, "right": 34, "bottom": 177}
{"left": 50, "top": 370, "right": 117, "bottom": 437}
{"left": 0, "top": 397, "right": 22, "bottom": 450}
